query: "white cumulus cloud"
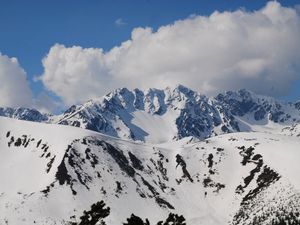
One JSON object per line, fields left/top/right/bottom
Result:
{"left": 39, "top": 1, "right": 300, "bottom": 106}
{"left": 0, "top": 53, "right": 33, "bottom": 107}
{"left": 38, "top": 44, "right": 115, "bottom": 105}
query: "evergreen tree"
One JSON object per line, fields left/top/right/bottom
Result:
{"left": 123, "top": 212, "right": 186, "bottom": 225}
{"left": 123, "top": 214, "right": 150, "bottom": 225}
{"left": 77, "top": 200, "right": 110, "bottom": 225}
{"left": 157, "top": 213, "right": 186, "bottom": 225}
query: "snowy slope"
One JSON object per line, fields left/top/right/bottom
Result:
{"left": 281, "top": 123, "right": 300, "bottom": 137}
{"left": 0, "top": 117, "right": 299, "bottom": 225}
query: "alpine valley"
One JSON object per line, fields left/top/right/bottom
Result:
{"left": 0, "top": 85, "right": 299, "bottom": 225}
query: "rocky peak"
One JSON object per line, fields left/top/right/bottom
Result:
{"left": 0, "top": 107, "right": 49, "bottom": 122}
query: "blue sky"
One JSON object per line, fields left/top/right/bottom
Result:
{"left": 0, "top": 0, "right": 300, "bottom": 111}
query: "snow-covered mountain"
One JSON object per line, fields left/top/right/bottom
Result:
{"left": 0, "top": 107, "right": 49, "bottom": 122}
{"left": 0, "top": 116, "right": 299, "bottom": 225}
{"left": 53, "top": 85, "right": 300, "bottom": 143}
{"left": 1, "top": 86, "right": 300, "bottom": 225}
{"left": 2, "top": 85, "right": 299, "bottom": 144}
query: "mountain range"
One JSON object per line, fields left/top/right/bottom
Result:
{"left": 0, "top": 85, "right": 300, "bottom": 225}
{"left": 3, "top": 85, "right": 300, "bottom": 142}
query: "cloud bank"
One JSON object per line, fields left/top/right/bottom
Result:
{"left": 3, "top": 1, "right": 299, "bottom": 111}
{"left": 37, "top": 1, "right": 300, "bottom": 106}
{"left": 0, "top": 53, "right": 33, "bottom": 107}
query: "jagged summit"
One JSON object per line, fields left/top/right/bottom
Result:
{"left": 53, "top": 85, "right": 217, "bottom": 143}
{"left": 1, "top": 85, "right": 300, "bottom": 143}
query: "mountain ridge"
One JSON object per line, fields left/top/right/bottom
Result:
{"left": 2, "top": 85, "right": 299, "bottom": 144}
